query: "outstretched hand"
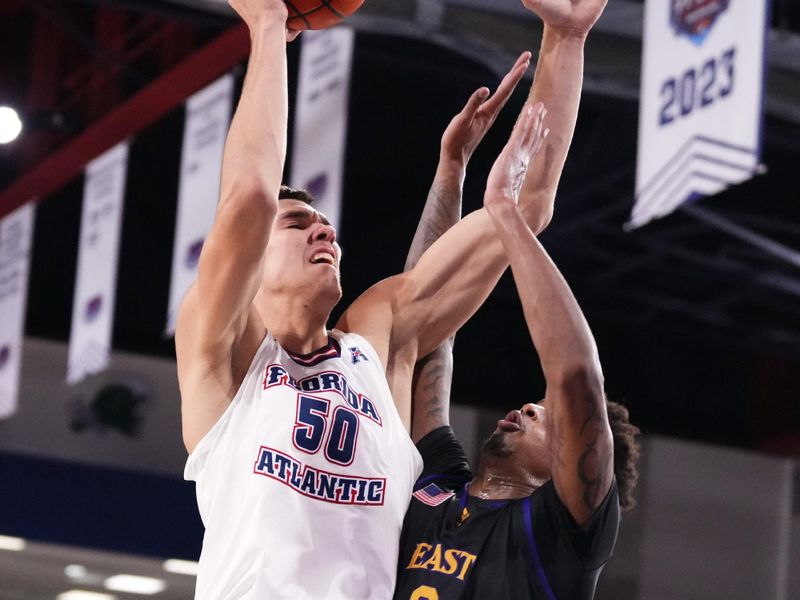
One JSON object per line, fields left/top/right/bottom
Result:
{"left": 522, "top": 0, "right": 608, "bottom": 36}
{"left": 229, "top": 0, "right": 288, "bottom": 27}
{"left": 440, "top": 52, "right": 532, "bottom": 166}
{"left": 484, "top": 102, "right": 548, "bottom": 214}
{"left": 230, "top": 0, "right": 300, "bottom": 41}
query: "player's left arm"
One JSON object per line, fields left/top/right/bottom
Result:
{"left": 486, "top": 196, "right": 612, "bottom": 527}
{"left": 404, "top": 162, "right": 460, "bottom": 443}
{"left": 405, "top": 52, "right": 532, "bottom": 443}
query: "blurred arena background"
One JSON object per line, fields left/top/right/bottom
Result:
{"left": 0, "top": 0, "right": 799, "bottom": 598}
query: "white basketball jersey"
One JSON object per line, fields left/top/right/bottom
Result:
{"left": 185, "top": 330, "right": 422, "bottom": 600}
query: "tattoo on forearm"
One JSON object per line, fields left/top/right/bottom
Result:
{"left": 404, "top": 180, "right": 463, "bottom": 271}
{"left": 549, "top": 414, "right": 568, "bottom": 473}
{"left": 412, "top": 346, "right": 454, "bottom": 435}
{"left": 576, "top": 394, "right": 610, "bottom": 512}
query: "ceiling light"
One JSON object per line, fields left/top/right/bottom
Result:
{"left": 57, "top": 592, "right": 117, "bottom": 600}
{"left": 0, "top": 106, "right": 23, "bottom": 144}
{"left": 162, "top": 558, "right": 199, "bottom": 576}
{"left": 104, "top": 574, "right": 166, "bottom": 595}
{"left": 0, "top": 534, "right": 26, "bottom": 551}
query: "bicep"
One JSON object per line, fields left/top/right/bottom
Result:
{"left": 546, "top": 379, "right": 614, "bottom": 528}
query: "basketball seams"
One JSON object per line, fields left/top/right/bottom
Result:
{"left": 284, "top": 0, "right": 312, "bottom": 30}
{"left": 285, "top": 0, "right": 354, "bottom": 30}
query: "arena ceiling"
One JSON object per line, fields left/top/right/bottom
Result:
{"left": 1, "top": 0, "right": 799, "bottom": 453}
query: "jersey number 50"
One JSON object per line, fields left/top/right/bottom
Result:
{"left": 293, "top": 395, "right": 360, "bottom": 466}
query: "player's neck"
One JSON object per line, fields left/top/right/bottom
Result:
{"left": 470, "top": 465, "right": 548, "bottom": 500}
{"left": 257, "top": 292, "right": 333, "bottom": 354}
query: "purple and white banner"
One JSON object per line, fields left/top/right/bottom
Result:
{"left": 0, "top": 203, "right": 35, "bottom": 419}
{"left": 67, "top": 142, "right": 129, "bottom": 384}
{"left": 290, "top": 27, "right": 355, "bottom": 234}
{"left": 631, "top": 0, "right": 768, "bottom": 229}
{"left": 165, "top": 74, "right": 234, "bottom": 335}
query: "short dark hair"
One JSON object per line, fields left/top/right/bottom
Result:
{"left": 606, "top": 399, "right": 641, "bottom": 512}
{"left": 279, "top": 185, "right": 315, "bottom": 205}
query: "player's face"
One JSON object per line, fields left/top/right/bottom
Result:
{"left": 261, "top": 200, "right": 342, "bottom": 300}
{"left": 484, "top": 401, "right": 550, "bottom": 477}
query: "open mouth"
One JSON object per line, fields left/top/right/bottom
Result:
{"left": 310, "top": 249, "right": 336, "bottom": 266}
{"left": 496, "top": 409, "right": 521, "bottom": 433}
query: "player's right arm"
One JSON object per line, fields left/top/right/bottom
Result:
{"left": 175, "top": 0, "right": 291, "bottom": 453}
{"left": 485, "top": 195, "right": 612, "bottom": 528}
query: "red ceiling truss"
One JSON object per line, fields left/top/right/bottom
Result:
{"left": 0, "top": 0, "right": 243, "bottom": 219}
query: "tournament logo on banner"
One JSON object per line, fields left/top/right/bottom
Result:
{"left": 671, "top": 0, "right": 730, "bottom": 44}
{"left": 0, "top": 203, "right": 35, "bottom": 419}
{"left": 631, "top": 0, "right": 768, "bottom": 229}
{"left": 165, "top": 74, "right": 234, "bottom": 336}
{"left": 67, "top": 142, "right": 129, "bottom": 384}
{"left": 290, "top": 27, "right": 355, "bottom": 234}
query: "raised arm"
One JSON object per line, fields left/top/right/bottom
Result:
{"left": 518, "top": 0, "right": 608, "bottom": 232}
{"left": 486, "top": 193, "right": 612, "bottom": 527}
{"left": 175, "top": 0, "right": 292, "bottom": 452}
{"left": 407, "top": 53, "right": 531, "bottom": 442}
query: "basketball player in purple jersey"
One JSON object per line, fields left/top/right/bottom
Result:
{"left": 394, "top": 0, "right": 641, "bottom": 597}
{"left": 395, "top": 159, "right": 641, "bottom": 599}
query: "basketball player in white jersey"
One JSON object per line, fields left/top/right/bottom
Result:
{"left": 176, "top": 0, "right": 602, "bottom": 597}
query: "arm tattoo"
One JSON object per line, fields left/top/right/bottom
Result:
{"left": 404, "top": 179, "right": 463, "bottom": 272}
{"left": 576, "top": 393, "right": 611, "bottom": 513}
{"left": 407, "top": 173, "right": 461, "bottom": 438}
{"left": 411, "top": 344, "right": 454, "bottom": 438}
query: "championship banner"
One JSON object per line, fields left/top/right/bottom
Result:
{"left": 165, "top": 74, "right": 234, "bottom": 335}
{"left": 631, "top": 0, "right": 769, "bottom": 229}
{"left": 67, "top": 142, "right": 129, "bottom": 384}
{"left": 0, "top": 203, "right": 35, "bottom": 419}
{"left": 290, "top": 27, "right": 355, "bottom": 234}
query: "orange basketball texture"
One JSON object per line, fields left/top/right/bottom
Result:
{"left": 285, "top": 0, "right": 365, "bottom": 30}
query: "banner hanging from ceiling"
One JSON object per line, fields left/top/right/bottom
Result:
{"left": 165, "top": 74, "right": 234, "bottom": 336}
{"left": 290, "top": 27, "right": 355, "bottom": 234}
{"left": 67, "top": 142, "right": 129, "bottom": 384}
{"left": 0, "top": 202, "right": 35, "bottom": 419}
{"left": 631, "top": 0, "right": 769, "bottom": 229}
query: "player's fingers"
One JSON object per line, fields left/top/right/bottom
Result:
{"left": 522, "top": 103, "right": 546, "bottom": 150}
{"left": 482, "top": 52, "right": 532, "bottom": 115}
{"left": 510, "top": 102, "right": 536, "bottom": 147}
{"left": 533, "top": 127, "right": 550, "bottom": 155}
{"left": 459, "top": 86, "right": 491, "bottom": 120}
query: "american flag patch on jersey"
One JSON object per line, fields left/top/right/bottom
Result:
{"left": 413, "top": 483, "right": 454, "bottom": 506}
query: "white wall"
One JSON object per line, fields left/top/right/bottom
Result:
{"left": 638, "top": 437, "right": 795, "bottom": 600}
{"left": 0, "top": 337, "right": 187, "bottom": 475}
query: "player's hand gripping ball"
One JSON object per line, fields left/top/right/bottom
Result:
{"left": 284, "top": 0, "right": 365, "bottom": 30}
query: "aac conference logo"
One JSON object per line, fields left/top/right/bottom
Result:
{"left": 670, "top": 0, "right": 730, "bottom": 45}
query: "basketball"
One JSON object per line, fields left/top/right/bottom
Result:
{"left": 285, "top": 0, "right": 365, "bottom": 30}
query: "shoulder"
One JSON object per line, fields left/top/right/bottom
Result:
{"left": 337, "top": 273, "right": 416, "bottom": 337}
{"left": 414, "top": 426, "right": 472, "bottom": 492}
